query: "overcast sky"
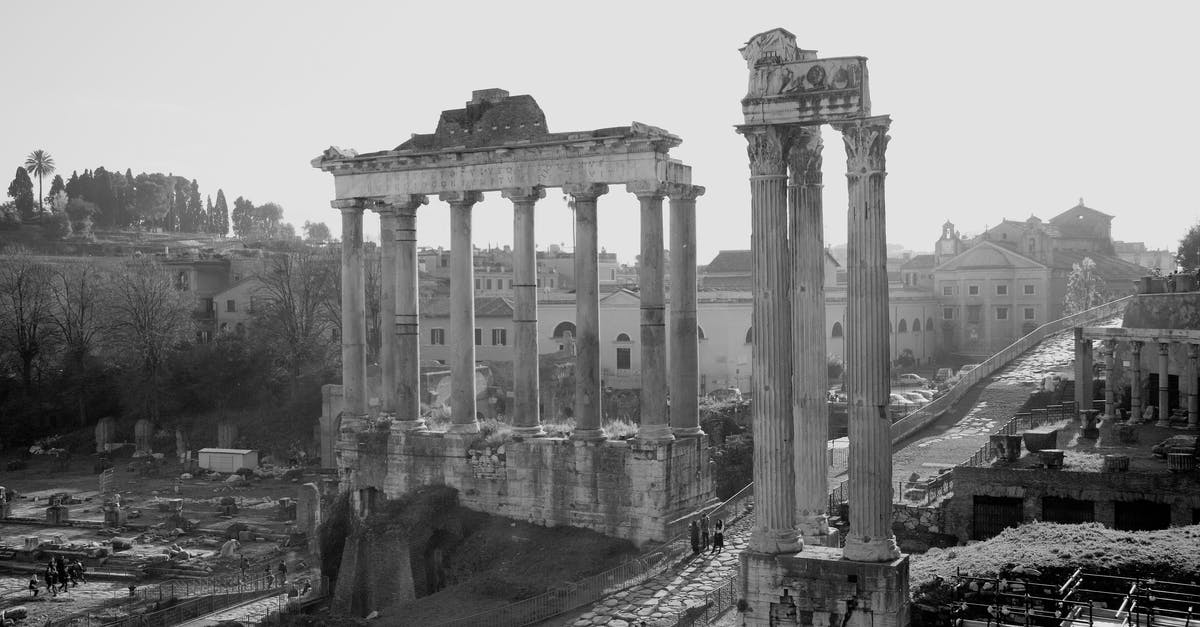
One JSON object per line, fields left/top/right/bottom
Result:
{"left": 3, "top": 1, "right": 1198, "bottom": 265}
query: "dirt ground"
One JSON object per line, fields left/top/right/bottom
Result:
{"left": 0, "top": 449, "right": 318, "bottom": 624}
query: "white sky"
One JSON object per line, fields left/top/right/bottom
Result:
{"left": 3, "top": 1, "right": 1198, "bottom": 265}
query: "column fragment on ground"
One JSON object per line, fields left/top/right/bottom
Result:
{"left": 1104, "top": 339, "right": 1116, "bottom": 418}
{"left": 669, "top": 184, "right": 705, "bottom": 437}
{"left": 334, "top": 199, "right": 368, "bottom": 419}
{"left": 1188, "top": 344, "right": 1199, "bottom": 428}
{"left": 444, "top": 191, "right": 484, "bottom": 434}
{"left": 741, "top": 125, "right": 801, "bottom": 553}
{"left": 835, "top": 115, "right": 900, "bottom": 562}
{"left": 787, "top": 125, "right": 830, "bottom": 542}
{"left": 632, "top": 182, "right": 672, "bottom": 442}
{"left": 1157, "top": 342, "right": 1171, "bottom": 426}
{"left": 504, "top": 187, "right": 545, "bottom": 436}
{"left": 392, "top": 195, "right": 428, "bottom": 430}
{"left": 374, "top": 204, "right": 398, "bottom": 417}
{"left": 565, "top": 183, "right": 608, "bottom": 441}
{"left": 1131, "top": 341, "right": 1143, "bottom": 420}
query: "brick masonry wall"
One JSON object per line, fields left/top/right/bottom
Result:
{"left": 335, "top": 429, "right": 714, "bottom": 546}
{"left": 947, "top": 465, "right": 1200, "bottom": 541}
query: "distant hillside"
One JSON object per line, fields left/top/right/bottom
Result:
{"left": 0, "top": 224, "right": 245, "bottom": 257}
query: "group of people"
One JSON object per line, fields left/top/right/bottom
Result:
{"left": 29, "top": 556, "right": 87, "bottom": 597}
{"left": 688, "top": 514, "right": 725, "bottom": 556}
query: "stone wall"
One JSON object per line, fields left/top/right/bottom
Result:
{"left": 892, "top": 504, "right": 956, "bottom": 553}
{"left": 946, "top": 465, "right": 1200, "bottom": 541}
{"left": 336, "top": 428, "right": 714, "bottom": 546}
{"left": 1121, "top": 293, "right": 1200, "bottom": 330}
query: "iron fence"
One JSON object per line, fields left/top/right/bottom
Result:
{"left": 674, "top": 575, "right": 739, "bottom": 626}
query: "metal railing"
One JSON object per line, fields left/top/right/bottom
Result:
{"left": 674, "top": 575, "right": 739, "bottom": 626}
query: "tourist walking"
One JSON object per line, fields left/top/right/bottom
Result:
{"left": 689, "top": 520, "right": 700, "bottom": 555}
{"left": 239, "top": 555, "right": 249, "bottom": 580}
{"left": 277, "top": 562, "right": 288, "bottom": 587}
{"left": 700, "top": 515, "right": 710, "bottom": 551}
{"left": 712, "top": 528, "right": 725, "bottom": 554}
{"left": 27, "top": 577, "right": 38, "bottom": 598}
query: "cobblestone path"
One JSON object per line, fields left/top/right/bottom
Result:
{"left": 176, "top": 591, "right": 289, "bottom": 626}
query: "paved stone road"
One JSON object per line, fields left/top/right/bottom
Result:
{"left": 176, "top": 591, "right": 289, "bottom": 626}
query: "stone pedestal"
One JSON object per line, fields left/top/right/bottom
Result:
{"left": 46, "top": 503, "right": 70, "bottom": 525}
{"left": 740, "top": 548, "right": 910, "bottom": 627}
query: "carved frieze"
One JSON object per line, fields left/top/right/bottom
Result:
{"left": 834, "top": 115, "right": 891, "bottom": 177}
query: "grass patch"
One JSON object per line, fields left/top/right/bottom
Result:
{"left": 602, "top": 418, "right": 638, "bottom": 440}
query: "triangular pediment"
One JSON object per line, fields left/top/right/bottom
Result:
{"left": 599, "top": 289, "right": 641, "bottom": 306}
{"left": 934, "top": 241, "right": 1046, "bottom": 272}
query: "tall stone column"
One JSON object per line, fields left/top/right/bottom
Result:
{"left": 740, "top": 125, "right": 801, "bottom": 554}
{"left": 787, "top": 125, "right": 831, "bottom": 542}
{"left": 669, "top": 184, "right": 705, "bottom": 437}
{"left": 392, "top": 195, "right": 428, "bottom": 430}
{"left": 1157, "top": 342, "right": 1171, "bottom": 427}
{"left": 1103, "top": 339, "right": 1117, "bottom": 418}
{"left": 1188, "top": 344, "right": 1199, "bottom": 428}
{"left": 1074, "top": 328, "right": 1093, "bottom": 414}
{"left": 565, "top": 183, "right": 608, "bottom": 442}
{"left": 834, "top": 115, "right": 900, "bottom": 563}
{"left": 503, "top": 187, "right": 545, "bottom": 436}
{"left": 1131, "top": 341, "right": 1143, "bottom": 421}
{"left": 374, "top": 204, "right": 398, "bottom": 417}
{"left": 631, "top": 181, "right": 672, "bottom": 442}
{"left": 333, "top": 199, "right": 368, "bottom": 419}
{"left": 443, "top": 191, "right": 484, "bottom": 434}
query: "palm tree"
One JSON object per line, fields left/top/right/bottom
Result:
{"left": 23, "top": 150, "right": 56, "bottom": 214}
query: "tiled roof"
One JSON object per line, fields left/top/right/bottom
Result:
{"left": 1051, "top": 251, "right": 1147, "bottom": 282}
{"left": 704, "top": 250, "right": 753, "bottom": 273}
{"left": 900, "top": 254, "right": 936, "bottom": 269}
{"left": 422, "top": 296, "right": 513, "bottom": 318}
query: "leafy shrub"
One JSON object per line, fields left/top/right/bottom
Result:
{"left": 602, "top": 418, "right": 638, "bottom": 440}
{"left": 709, "top": 434, "right": 753, "bottom": 500}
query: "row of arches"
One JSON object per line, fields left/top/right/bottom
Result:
{"left": 743, "top": 318, "right": 937, "bottom": 343}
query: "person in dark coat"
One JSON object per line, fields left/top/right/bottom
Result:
{"left": 689, "top": 520, "right": 700, "bottom": 555}
{"left": 700, "top": 515, "right": 710, "bottom": 552}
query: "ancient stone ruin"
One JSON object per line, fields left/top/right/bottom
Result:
{"left": 312, "top": 89, "right": 712, "bottom": 545}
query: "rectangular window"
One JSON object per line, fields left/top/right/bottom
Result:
{"left": 942, "top": 286, "right": 953, "bottom": 296}
{"left": 430, "top": 328, "right": 445, "bottom": 345}
{"left": 508, "top": 279, "right": 513, "bottom": 289}
{"left": 996, "top": 284, "right": 1008, "bottom": 295}
{"left": 475, "top": 328, "right": 482, "bottom": 346}
{"left": 968, "top": 285, "right": 980, "bottom": 296}
{"left": 203, "top": 298, "right": 214, "bottom": 313}
{"left": 474, "top": 278, "right": 481, "bottom": 289}
{"left": 967, "top": 305, "right": 982, "bottom": 323}
{"left": 226, "top": 299, "right": 236, "bottom": 313}
{"left": 1024, "top": 307, "right": 1036, "bottom": 320}
{"left": 537, "top": 278, "right": 542, "bottom": 288}
{"left": 617, "top": 347, "right": 631, "bottom": 370}
{"left": 486, "top": 278, "right": 493, "bottom": 290}
{"left": 942, "top": 307, "right": 955, "bottom": 320}
{"left": 492, "top": 328, "right": 507, "bottom": 346}
{"left": 996, "top": 307, "right": 1009, "bottom": 320}
{"left": 1024, "top": 284, "right": 1036, "bottom": 295}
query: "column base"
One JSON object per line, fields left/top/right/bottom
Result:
{"left": 391, "top": 419, "right": 428, "bottom": 433}
{"left": 671, "top": 426, "right": 705, "bottom": 438}
{"left": 510, "top": 425, "right": 546, "bottom": 437}
{"left": 635, "top": 424, "right": 675, "bottom": 443}
{"left": 842, "top": 534, "right": 901, "bottom": 562}
{"left": 570, "top": 427, "right": 606, "bottom": 442}
{"left": 445, "top": 422, "right": 481, "bottom": 435}
{"left": 748, "top": 527, "right": 804, "bottom": 554}
{"left": 797, "top": 514, "right": 831, "bottom": 543}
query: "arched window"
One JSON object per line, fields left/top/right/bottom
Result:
{"left": 898, "top": 319, "right": 907, "bottom": 333}
{"left": 926, "top": 318, "right": 935, "bottom": 334}
{"left": 912, "top": 318, "right": 922, "bottom": 333}
{"left": 744, "top": 327, "right": 753, "bottom": 344}
{"left": 552, "top": 321, "right": 576, "bottom": 339}
{"left": 831, "top": 322, "right": 843, "bottom": 338}
{"left": 697, "top": 325, "right": 706, "bottom": 340}
{"left": 615, "top": 332, "right": 631, "bottom": 343}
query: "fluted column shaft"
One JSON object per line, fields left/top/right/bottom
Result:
{"left": 742, "top": 126, "right": 801, "bottom": 554}
{"left": 788, "top": 126, "right": 830, "bottom": 541}
{"left": 376, "top": 206, "right": 398, "bottom": 415}
{"left": 1131, "top": 341, "right": 1143, "bottom": 420}
{"left": 633, "top": 183, "right": 672, "bottom": 442}
{"left": 1075, "top": 328, "right": 1093, "bottom": 413}
{"left": 1157, "top": 342, "right": 1171, "bottom": 426}
{"left": 566, "top": 183, "right": 608, "bottom": 441}
{"left": 335, "top": 201, "right": 367, "bottom": 418}
{"left": 835, "top": 115, "right": 900, "bottom": 563}
{"left": 504, "top": 187, "right": 545, "bottom": 435}
{"left": 669, "top": 184, "right": 704, "bottom": 436}
{"left": 444, "top": 191, "right": 484, "bottom": 434}
{"left": 393, "top": 196, "right": 427, "bottom": 429}
{"left": 1104, "top": 340, "right": 1116, "bottom": 417}
{"left": 1189, "top": 344, "right": 1199, "bottom": 428}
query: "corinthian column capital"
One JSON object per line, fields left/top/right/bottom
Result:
{"left": 834, "top": 115, "right": 891, "bottom": 177}
{"left": 562, "top": 183, "right": 609, "bottom": 201}
{"left": 501, "top": 187, "right": 546, "bottom": 203}
{"left": 626, "top": 180, "right": 670, "bottom": 199}
{"left": 439, "top": 191, "right": 484, "bottom": 206}
{"left": 666, "top": 184, "right": 706, "bottom": 201}
{"left": 786, "top": 126, "right": 824, "bottom": 186}
{"left": 740, "top": 125, "right": 789, "bottom": 177}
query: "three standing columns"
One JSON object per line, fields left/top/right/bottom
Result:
{"left": 334, "top": 199, "right": 368, "bottom": 420}
{"left": 835, "top": 115, "right": 901, "bottom": 563}
{"left": 444, "top": 191, "right": 485, "bottom": 434}
{"left": 565, "top": 183, "right": 609, "bottom": 441}
{"left": 669, "top": 184, "right": 705, "bottom": 437}
{"left": 742, "top": 125, "right": 802, "bottom": 554}
{"left": 503, "top": 187, "right": 546, "bottom": 436}
{"left": 788, "top": 126, "right": 831, "bottom": 543}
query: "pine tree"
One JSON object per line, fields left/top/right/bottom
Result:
{"left": 186, "top": 180, "right": 202, "bottom": 234}
{"left": 65, "top": 171, "right": 80, "bottom": 198}
{"left": 7, "top": 167, "right": 35, "bottom": 219}
{"left": 47, "top": 174, "right": 66, "bottom": 200}
{"left": 77, "top": 170, "right": 95, "bottom": 204}
{"left": 230, "top": 196, "right": 254, "bottom": 238}
{"left": 92, "top": 168, "right": 115, "bottom": 228}
{"left": 214, "top": 189, "right": 230, "bottom": 236}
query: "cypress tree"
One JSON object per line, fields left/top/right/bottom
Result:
{"left": 205, "top": 195, "right": 214, "bottom": 233}
{"left": 186, "top": 180, "right": 202, "bottom": 234}
{"left": 7, "top": 167, "right": 35, "bottom": 219}
{"left": 47, "top": 174, "right": 66, "bottom": 200}
{"left": 214, "top": 189, "right": 230, "bottom": 236}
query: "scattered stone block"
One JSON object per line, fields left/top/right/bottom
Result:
{"left": 1022, "top": 429, "right": 1058, "bottom": 453}
{"left": 1038, "top": 449, "right": 1065, "bottom": 469}
{"left": 1102, "top": 455, "right": 1129, "bottom": 472}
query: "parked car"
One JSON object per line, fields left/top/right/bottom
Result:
{"left": 901, "top": 392, "right": 929, "bottom": 407}
{"left": 909, "top": 389, "right": 935, "bottom": 402}
{"left": 933, "top": 368, "right": 954, "bottom": 383}
{"left": 895, "top": 373, "right": 929, "bottom": 388}
{"left": 956, "top": 364, "right": 980, "bottom": 378}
